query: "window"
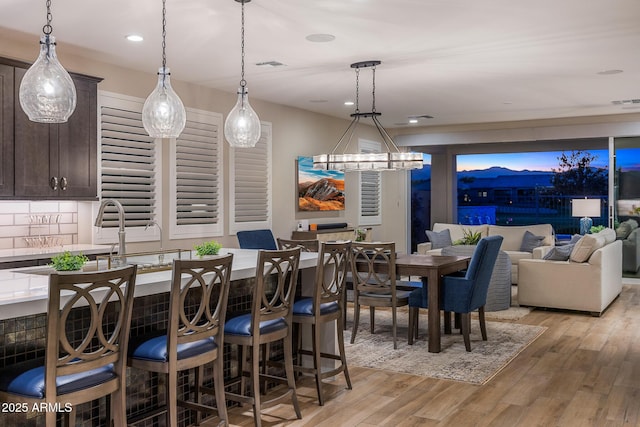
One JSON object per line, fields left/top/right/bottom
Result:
{"left": 95, "top": 91, "right": 161, "bottom": 244}
{"left": 358, "top": 139, "right": 382, "bottom": 226}
{"left": 229, "top": 122, "right": 272, "bottom": 233}
{"left": 169, "top": 109, "right": 224, "bottom": 239}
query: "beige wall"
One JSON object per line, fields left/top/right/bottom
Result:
{"left": 0, "top": 28, "right": 411, "bottom": 252}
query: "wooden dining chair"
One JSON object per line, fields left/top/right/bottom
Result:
{"left": 127, "top": 255, "right": 233, "bottom": 427}
{"left": 277, "top": 237, "right": 320, "bottom": 252}
{"left": 224, "top": 247, "right": 302, "bottom": 427}
{"left": 350, "top": 242, "right": 411, "bottom": 350}
{"left": 292, "top": 241, "right": 352, "bottom": 405}
{"left": 0, "top": 265, "right": 138, "bottom": 427}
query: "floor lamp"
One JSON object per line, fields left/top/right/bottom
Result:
{"left": 572, "top": 198, "right": 601, "bottom": 235}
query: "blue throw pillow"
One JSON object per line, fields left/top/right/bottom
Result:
{"left": 543, "top": 244, "right": 575, "bottom": 261}
{"left": 520, "top": 230, "right": 545, "bottom": 252}
{"left": 425, "top": 229, "right": 452, "bottom": 249}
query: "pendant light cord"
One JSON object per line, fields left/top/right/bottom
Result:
{"left": 162, "top": 0, "right": 167, "bottom": 71}
{"left": 43, "top": 0, "right": 53, "bottom": 35}
{"left": 371, "top": 65, "right": 376, "bottom": 113}
{"left": 354, "top": 67, "right": 360, "bottom": 114}
{"left": 240, "top": 0, "right": 246, "bottom": 88}
{"left": 158, "top": 0, "right": 168, "bottom": 88}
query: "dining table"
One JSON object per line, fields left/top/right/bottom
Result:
{"left": 394, "top": 253, "right": 470, "bottom": 353}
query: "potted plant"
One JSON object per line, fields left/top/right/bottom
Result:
{"left": 454, "top": 229, "right": 482, "bottom": 246}
{"left": 590, "top": 225, "right": 605, "bottom": 234}
{"left": 49, "top": 251, "right": 89, "bottom": 271}
{"left": 194, "top": 240, "right": 222, "bottom": 257}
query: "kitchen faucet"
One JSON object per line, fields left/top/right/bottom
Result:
{"left": 95, "top": 199, "right": 126, "bottom": 259}
{"left": 145, "top": 220, "right": 163, "bottom": 250}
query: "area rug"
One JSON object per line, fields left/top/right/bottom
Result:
{"left": 344, "top": 308, "right": 546, "bottom": 385}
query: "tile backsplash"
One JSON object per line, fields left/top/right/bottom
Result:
{"left": 0, "top": 201, "right": 78, "bottom": 249}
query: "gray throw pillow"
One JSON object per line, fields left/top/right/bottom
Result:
{"left": 425, "top": 229, "right": 452, "bottom": 249}
{"left": 616, "top": 222, "right": 632, "bottom": 240}
{"left": 520, "top": 230, "right": 545, "bottom": 252}
{"left": 543, "top": 244, "right": 575, "bottom": 261}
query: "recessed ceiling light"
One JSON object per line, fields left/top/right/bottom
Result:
{"left": 409, "top": 118, "right": 418, "bottom": 124}
{"left": 344, "top": 101, "right": 355, "bottom": 106}
{"left": 126, "top": 34, "right": 144, "bottom": 42}
{"left": 598, "top": 69, "right": 623, "bottom": 75}
{"left": 305, "top": 33, "right": 336, "bottom": 43}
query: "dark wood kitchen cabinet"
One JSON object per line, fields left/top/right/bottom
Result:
{"left": 0, "top": 64, "right": 14, "bottom": 197}
{"left": 12, "top": 66, "right": 101, "bottom": 199}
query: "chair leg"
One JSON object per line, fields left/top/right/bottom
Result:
{"left": 195, "top": 365, "right": 203, "bottom": 426}
{"left": 111, "top": 378, "right": 127, "bottom": 427}
{"left": 408, "top": 307, "right": 416, "bottom": 345}
{"left": 251, "top": 343, "right": 262, "bottom": 427}
{"left": 166, "top": 368, "right": 178, "bottom": 427}
{"left": 479, "top": 306, "right": 487, "bottom": 341}
{"left": 283, "top": 332, "right": 302, "bottom": 419}
{"left": 444, "top": 311, "right": 452, "bottom": 334}
{"left": 212, "top": 356, "right": 229, "bottom": 426}
{"left": 351, "top": 301, "right": 360, "bottom": 344}
{"left": 391, "top": 306, "right": 398, "bottom": 350}
{"left": 460, "top": 312, "right": 471, "bottom": 352}
{"left": 336, "top": 315, "right": 352, "bottom": 390}
{"left": 369, "top": 306, "right": 375, "bottom": 334}
{"left": 312, "top": 323, "right": 324, "bottom": 405}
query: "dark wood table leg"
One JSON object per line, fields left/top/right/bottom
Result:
{"left": 427, "top": 270, "right": 441, "bottom": 353}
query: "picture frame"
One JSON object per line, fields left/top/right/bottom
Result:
{"left": 297, "top": 156, "right": 345, "bottom": 211}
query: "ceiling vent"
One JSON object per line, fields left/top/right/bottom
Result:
{"left": 611, "top": 99, "right": 640, "bottom": 105}
{"left": 255, "top": 61, "right": 286, "bottom": 67}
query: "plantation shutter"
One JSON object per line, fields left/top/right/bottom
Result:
{"left": 99, "top": 94, "right": 158, "bottom": 229}
{"left": 170, "top": 109, "right": 223, "bottom": 238}
{"left": 230, "top": 122, "right": 272, "bottom": 232}
{"left": 359, "top": 140, "right": 382, "bottom": 225}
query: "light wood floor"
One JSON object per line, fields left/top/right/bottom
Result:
{"left": 207, "top": 283, "right": 640, "bottom": 427}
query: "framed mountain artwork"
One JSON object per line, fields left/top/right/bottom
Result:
{"left": 297, "top": 156, "right": 345, "bottom": 211}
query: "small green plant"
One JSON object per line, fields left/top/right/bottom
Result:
{"left": 354, "top": 228, "right": 367, "bottom": 242}
{"left": 194, "top": 240, "right": 222, "bottom": 257}
{"left": 454, "top": 229, "right": 482, "bottom": 246}
{"left": 49, "top": 251, "right": 89, "bottom": 271}
{"left": 590, "top": 225, "right": 605, "bottom": 233}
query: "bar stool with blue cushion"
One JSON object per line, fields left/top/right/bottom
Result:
{"left": 128, "top": 255, "right": 233, "bottom": 427}
{"left": 224, "top": 247, "right": 302, "bottom": 427}
{"left": 237, "top": 229, "right": 278, "bottom": 250}
{"left": 292, "top": 241, "right": 352, "bottom": 405}
{"left": 408, "top": 235, "right": 503, "bottom": 351}
{"left": 0, "top": 265, "right": 138, "bottom": 427}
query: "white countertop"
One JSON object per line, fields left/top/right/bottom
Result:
{"left": 0, "top": 244, "right": 112, "bottom": 263}
{"left": 0, "top": 248, "right": 319, "bottom": 320}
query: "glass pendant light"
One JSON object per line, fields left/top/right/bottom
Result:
{"left": 224, "top": 0, "right": 261, "bottom": 148}
{"left": 142, "top": 0, "right": 186, "bottom": 139}
{"left": 19, "top": 0, "right": 76, "bottom": 123}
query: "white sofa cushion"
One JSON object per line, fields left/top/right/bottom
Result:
{"left": 570, "top": 233, "right": 606, "bottom": 263}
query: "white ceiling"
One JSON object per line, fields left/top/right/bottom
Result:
{"left": 1, "top": 0, "right": 640, "bottom": 128}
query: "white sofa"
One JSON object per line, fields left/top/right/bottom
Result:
{"left": 417, "top": 223, "right": 554, "bottom": 284}
{"left": 518, "top": 237, "right": 622, "bottom": 316}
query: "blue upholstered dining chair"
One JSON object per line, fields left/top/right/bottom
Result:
{"left": 237, "top": 229, "right": 278, "bottom": 250}
{"left": 0, "top": 265, "right": 138, "bottom": 427}
{"left": 408, "top": 235, "right": 503, "bottom": 351}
